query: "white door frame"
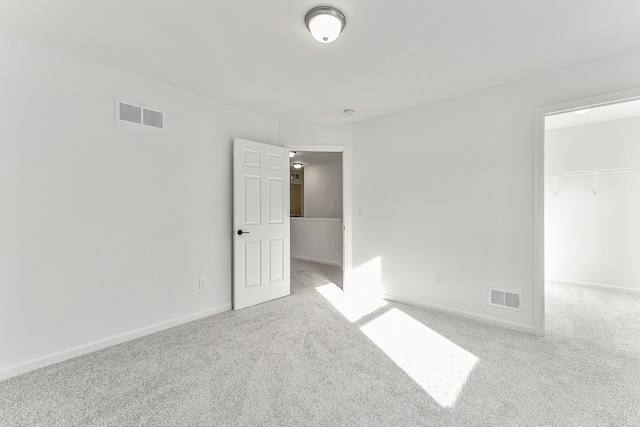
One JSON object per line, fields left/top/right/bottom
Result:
{"left": 533, "top": 87, "right": 640, "bottom": 336}
{"left": 286, "top": 144, "right": 352, "bottom": 289}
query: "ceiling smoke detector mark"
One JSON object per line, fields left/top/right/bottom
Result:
{"left": 115, "top": 100, "right": 165, "bottom": 129}
{"left": 488, "top": 288, "right": 521, "bottom": 311}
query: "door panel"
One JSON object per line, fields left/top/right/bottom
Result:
{"left": 268, "top": 153, "right": 284, "bottom": 170}
{"left": 243, "top": 149, "right": 261, "bottom": 168}
{"left": 233, "top": 138, "right": 290, "bottom": 310}
{"left": 244, "top": 239, "right": 261, "bottom": 288}
{"left": 244, "top": 175, "right": 261, "bottom": 224}
{"left": 269, "top": 178, "right": 284, "bottom": 223}
{"left": 269, "top": 237, "right": 284, "bottom": 282}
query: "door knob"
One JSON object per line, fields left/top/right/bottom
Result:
{"left": 237, "top": 229, "right": 250, "bottom": 235}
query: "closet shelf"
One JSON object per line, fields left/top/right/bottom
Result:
{"left": 552, "top": 166, "right": 640, "bottom": 195}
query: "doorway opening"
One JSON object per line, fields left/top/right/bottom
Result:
{"left": 287, "top": 145, "right": 351, "bottom": 291}
{"left": 533, "top": 88, "right": 640, "bottom": 336}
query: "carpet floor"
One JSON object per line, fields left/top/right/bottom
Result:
{"left": 1, "top": 260, "right": 638, "bottom": 426}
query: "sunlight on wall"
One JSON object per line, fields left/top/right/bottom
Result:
{"left": 360, "top": 308, "right": 478, "bottom": 408}
{"left": 316, "top": 283, "right": 388, "bottom": 322}
{"left": 345, "top": 256, "right": 381, "bottom": 297}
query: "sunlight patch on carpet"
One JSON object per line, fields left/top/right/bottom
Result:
{"left": 316, "top": 283, "right": 388, "bottom": 322}
{"left": 360, "top": 308, "right": 478, "bottom": 408}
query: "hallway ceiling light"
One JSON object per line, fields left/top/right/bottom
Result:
{"left": 293, "top": 162, "right": 303, "bottom": 169}
{"left": 289, "top": 151, "right": 296, "bottom": 158}
{"left": 305, "top": 6, "right": 346, "bottom": 43}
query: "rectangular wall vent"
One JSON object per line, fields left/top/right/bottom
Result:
{"left": 143, "top": 108, "right": 163, "bottom": 128}
{"left": 115, "top": 100, "right": 164, "bottom": 128}
{"left": 118, "top": 102, "right": 142, "bottom": 124}
{"left": 488, "top": 288, "right": 522, "bottom": 311}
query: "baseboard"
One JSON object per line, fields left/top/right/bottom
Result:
{"left": 291, "top": 255, "right": 342, "bottom": 267}
{"left": 0, "top": 304, "right": 231, "bottom": 382}
{"left": 546, "top": 278, "right": 640, "bottom": 294}
{"left": 381, "top": 293, "right": 536, "bottom": 335}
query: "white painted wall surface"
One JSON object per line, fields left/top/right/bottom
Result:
{"left": 290, "top": 218, "right": 342, "bottom": 266}
{"left": 280, "top": 122, "right": 352, "bottom": 147}
{"left": 0, "top": 32, "right": 279, "bottom": 378}
{"left": 545, "top": 117, "right": 640, "bottom": 291}
{"left": 304, "top": 160, "right": 343, "bottom": 219}
{"left": 352, "top": 47, "right": 640, "bottom": 333}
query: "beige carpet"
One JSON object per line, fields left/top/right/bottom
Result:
{"left": 1, "top": 260, "right": 638, "bottom": 426}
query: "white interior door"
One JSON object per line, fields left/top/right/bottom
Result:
{"left": 233, "top": 138, "right": 290, "bottom": 310}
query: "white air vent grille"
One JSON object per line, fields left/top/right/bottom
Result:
{"left": 143, "top": 108, "right": 163, "bottom": 128}
{"left": 116, "top": 100, "right": 164, "bottom": 128}
{"left": 488, "top": 288, "right": 521, "bottom": 311}
{"left": 119, "top": 102, "right": 142, "bottom": 124}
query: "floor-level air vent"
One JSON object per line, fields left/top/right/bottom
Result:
{"left": 488, "top": 288, "right": 521, "bottom": 311}
{"left": 115, "top": 100, "right": 164, "bottom": 128}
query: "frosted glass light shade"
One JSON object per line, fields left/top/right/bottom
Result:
{"left": 305, "top": 7, "right": 346, "bottom": 43}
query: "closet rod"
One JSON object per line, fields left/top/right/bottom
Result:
{"left": 552, "top": 166, "right": 640, "bottom": 195}
{"left": 553, "top": 166, "right": 640, "bottom": 178}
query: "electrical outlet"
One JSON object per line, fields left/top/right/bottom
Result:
{"left": 435, "top": 273, "right": 442, "bottom": 283}
{"left": 199, "top": 278, "right": 207, "bottom": 289}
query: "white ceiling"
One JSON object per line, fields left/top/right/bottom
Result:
{"left": 1, "top": 1, "right": 640, "bottom": 122}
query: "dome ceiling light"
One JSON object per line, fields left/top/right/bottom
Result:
{"left": 305, "top": 6, "right": 346, "bottom": 43}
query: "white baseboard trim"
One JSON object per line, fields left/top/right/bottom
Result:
{"left": 291, "top": 255, "right": 342, "bottom": 267}
{"left": 0, "top": 304, "right": 231, "bottom": 382}
{"left": 546, "top": 278, "right": 640, "bottom": 294}
{"left": 382, "top": 293, "right": 535, "bottom": 335}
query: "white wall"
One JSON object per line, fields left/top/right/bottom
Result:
{"left": 352, "top": 47, "right": 640, "bottom": 333}
{"left": 304, "top": 160, "right": 343, "bottom": 218}
{"left": 545, "top": 117, "right": 640, "bottom": 291}
{"left": 0, "top": 32, "right": 279, "bottom": 378}
{"left": 5, "top": 30, "right": 640, "bottom": 380}
{"left": 280, "top": 122, "right": 352, "bottom": 147}
{"left": 290, "top": 218, "right": 342, "bottom": 266}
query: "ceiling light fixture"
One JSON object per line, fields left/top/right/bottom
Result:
{"left": 305, "top": 6, "right": 346, "bottom": 43}
{"left": 293, "top": 162, "right": 303, "bottom": 169}
{"left": 289, "top": 151, "right": 296, "bottom": 158}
